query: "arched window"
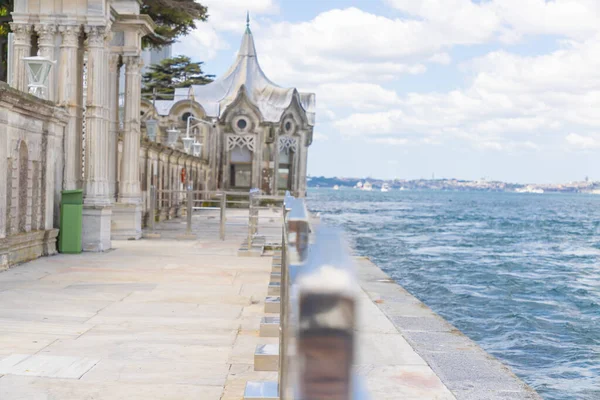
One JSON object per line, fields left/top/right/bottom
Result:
{"left": 278, "top": 148, "right": 294, "bottom": 191}
{"left": 18, "top": 141, "right": 29, "bottom": 232}
{"left": 230, "top": 146, "right": 252, "bottom": 188}
{"left": 277, "top": 137, "right": 297, "bottom": 191}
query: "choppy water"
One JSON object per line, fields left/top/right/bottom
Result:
{"left": 307, "top": 189, "right": 600, "bottom": 400}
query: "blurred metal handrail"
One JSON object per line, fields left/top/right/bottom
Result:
{"left": 152, "top": 189, "right": 285, "bottom": 242}
{"left": 281, "top": 197, "right": 367, "bottom": 399}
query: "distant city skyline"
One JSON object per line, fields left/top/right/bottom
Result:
{"left": 175, "top": 0, "right": 600, "bottom": 184}
{"left": 307, "top": 174, "right": 595, "bottom": 185}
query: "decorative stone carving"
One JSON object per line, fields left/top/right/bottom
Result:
{"left": 59, "top": 25, "right": 80, "bottom": 47}
{"left": 35, "top": 24, "right": 57, "bottom": 47}
{"left": 278, "top": 136, "right": 297, "bottom": 154}
{"left": 227, "top": 135, "right": 256, "bottom": 152}
{"left": 84, "top": 25, "right": 109, "bottom": 47}
{"left": 9, "top": 23, "right": 32, "bottom": 44}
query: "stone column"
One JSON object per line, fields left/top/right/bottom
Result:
{"left": 273, "top": 130, "right": 281, "bottom": 195}
{"left": 9, "top": 23, "right": 32, "bottom": 92}
{"left": 81, "top": 25, "right": 112, "bottom": 251}
{"left": 298, "top": 132, "right": 309, "bottom": 197}
{"left": 118, "top": 55, "right": 143, "bottom": 203}
{"left": 108, "top": 54, "right": 121, "bottom": 202}
{"left": 34, "top": 24, "right": 57, "bottom": 101}
{"left": 58, "top": 25, "right": 82, "bottom": 190}
{"left": 112, "top": 55, "right": 143, "bottom": 240}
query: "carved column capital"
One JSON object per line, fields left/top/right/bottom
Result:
{"left": 35, "top": 24, "right": 58, "bottom": 47}
{"left": 9, "top": 23, "right": 32, "bottom": 43}
{"left": 84, "top": 25, "right": 109, "bottom": 47}
{"left": 123, "top": 55, "right": 144, "bottom": 74}
{"left": 59, "top": 25, "right": 81, "bottom": 47}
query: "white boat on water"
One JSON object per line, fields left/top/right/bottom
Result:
{"left": 333, "top": 185, "right": 340, "bottom": 191}
{"left": 399, "top": 186, "right": 408, "bottom": 191}
{"left": 355, "top": 181, "right": 363, "bottom": 189}
{"left": 362, "top": 182, "right": 373, "bottom": 191}
{"left": 381, "top": 183, "right": 390, "bottom": 192}
{"left": 515, "top": 186, "right": 544, "bottom": 194}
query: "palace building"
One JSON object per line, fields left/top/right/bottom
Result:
{"left": 0, "top": 1, "right": 314, "bottom": 268}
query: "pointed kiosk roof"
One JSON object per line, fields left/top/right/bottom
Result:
{"left": 185, "top": 20, "right": 315, "bottom": 126}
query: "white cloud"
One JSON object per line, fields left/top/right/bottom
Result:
{"left": 315, "top": 83, "right": 401, "bottom": 110}
{"left": 201, "top": 0, "right": 279, "bottom": 32}
{"left": 313, "top": 132, "right": 329, "bottom": 142}
{"left": 174, "top": 0, "right": 279, "bottom": 60}
{"left": 173, "top": 24, "right": 229, "bottom": 60}
{"left": 334, "top": 32, "right": 600, "bottom": 151}
{"left": 371, "top": 138, "right": 409, "bottom": 146}
{"left": 428, "top": 53, "right": 452, "bottom": 65}
{"left": 565, "top": 133, "right": 600, "bottom": 149}
{"left": 254, "top": 6, "right": 511, "bottom": 86}
{"left": 387, "top": 0, "right": 600, "bottom": 42}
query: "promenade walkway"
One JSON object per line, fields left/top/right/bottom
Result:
{"left": 0, "top": 209, "right": 482, "bottom": 399}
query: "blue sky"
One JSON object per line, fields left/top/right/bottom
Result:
{"left": 174, "top": 0, "right": 600, "bottom": 184}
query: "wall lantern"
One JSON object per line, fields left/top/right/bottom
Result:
{"left": 146, "top": 119, "right": 159, "bottom": 142}
{"left": 182, "top": 135, "right": 194, "bottom": 154}
{"left": 23, "top": 53, "right": 55, "bottom": 100}
{"left": 166, "top": 127, "right": 180, "bottom": 148}
{"left": 192, "top": 141, "right": 202, "bottom": 157}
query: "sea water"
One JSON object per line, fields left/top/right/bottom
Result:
{"left": 307, "top": 189, "right": 600, "bottom": 400}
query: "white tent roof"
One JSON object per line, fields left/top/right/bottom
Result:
{"left": 156, "top": 24, "right": 315, "bottom": 126}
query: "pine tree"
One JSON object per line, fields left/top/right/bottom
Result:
{"left": 142, "top": 55, "right": 214, "bottom": 99}
{"left": 141, "top": 0, "right": 208, "bottom": 47}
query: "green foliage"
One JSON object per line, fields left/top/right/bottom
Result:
{"left": 142, "top": 55, "right": 214, "bottom": 99}
{"left": 0, "top": 0, "right": 12, "bottom": 36}
{"left": 141, "top": 0, "right": 208, "bottom": 47}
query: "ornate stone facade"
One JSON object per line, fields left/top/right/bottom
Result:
{"left": 6, "top": 0, "right": 164, "bottom": 254}
{"left": 0, "top": 84, "right": 68, "bottom": 269}
{"left": 141, "top": 24, "right": 315, "bottom": 197}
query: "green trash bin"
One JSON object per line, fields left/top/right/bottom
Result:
{"left": 58, "top": 189, "right": 83, "bottom": 254}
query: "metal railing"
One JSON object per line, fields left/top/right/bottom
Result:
{"left": 148, "top": 187, "right": 285, "bottom": 241}
{"left": 263, "top": 194, "right": 369, "bottom": 399}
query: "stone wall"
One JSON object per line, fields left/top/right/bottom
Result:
{"left": 0, "top": 83, "right": 68, "bottom": 269}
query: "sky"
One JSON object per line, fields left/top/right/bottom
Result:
{"left": 173, "top": 0, "right": 600, "bottom": 184}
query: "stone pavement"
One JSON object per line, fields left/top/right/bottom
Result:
{"left": 0, "top": 209, "right": 464, "bottom": 399}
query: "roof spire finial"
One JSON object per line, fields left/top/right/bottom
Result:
{"left": 246, "top": 11, "right": 250, "bottom": 31}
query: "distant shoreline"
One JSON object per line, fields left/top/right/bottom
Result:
{"left": 307, "top": 177, "right": 600, "bottom": 194}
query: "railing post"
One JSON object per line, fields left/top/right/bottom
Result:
{"left": 247, "top": 191, "right": 255, "bottom": 249}
{"left": 280, "top": 197, "right": 310, "bottom": 399}
{"left": 149, "top": 185, "right": 156, "bottom": 232}
{"left": 295, "top": 228, "right": 356, "bottom": 400}
{"left": 186, "top": 185, "right": 193, "bottom": 235}
{"left": 220, "top": 192, "right": 226, "bottom": 241}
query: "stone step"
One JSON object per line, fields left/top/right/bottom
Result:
{"left": 237, "top": 246, "right": 264, "bottom": 257}
{"left": 260, "top": 316, "right": 280, "bottom": 337}
{"left": 271, "top": 264, "right": 281, "bottom": 274}
{"left": 270, "top": 272, "right": 281, "bottom": 283}
{"left": 254, "top": 343, "right": 279, "bottom": 371}
{"left": 264, "top": 296, "right": 280, "bottom": 314}
{"left": 267, "top": 282, "right": 280, "bottom": 296}
{"left": 244, "top": 381, "right": 278, "bottom": 400}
